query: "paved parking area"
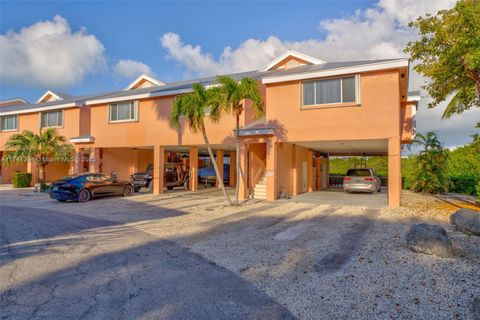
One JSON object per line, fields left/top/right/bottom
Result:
{"left": 292, "top": 188, "right": 387, "bottom": 209}
{"left": 1, "top": 187, "right": 478, "bottom": 319}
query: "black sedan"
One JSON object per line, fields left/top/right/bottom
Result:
{"left": 49, "top": 173, "right": 134, "bottom": 202}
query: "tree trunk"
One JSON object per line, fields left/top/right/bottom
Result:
{"left": 234, "top": 114, "right": 242, "bottom": 204}
{"left": 201, "top": 125, "right": 233, "bottom": 206}
{"left": 39, "top": 163, "right": 46, "bottom": 190}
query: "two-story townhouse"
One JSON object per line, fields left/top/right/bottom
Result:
{"left": 0, "top": 90, "right": 97, "bottom": 183}
{"left": 0, "top": 50, "right": 417, "bottom": 207}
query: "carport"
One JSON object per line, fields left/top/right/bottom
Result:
{"left": 150, "top": 145, "right": 236, "bottom": 195}
{"left": 265, "top": 137, "right": 400, "bottom": 208}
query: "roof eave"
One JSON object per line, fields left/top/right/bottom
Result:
{"left": 0, "top": 102, "right": 79, "bottom": 116}
{"left": 261, "top": 59, "right": 409, "bottom": 84}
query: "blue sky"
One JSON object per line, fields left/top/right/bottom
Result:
{"left": 0, "top": 0, "right": 374, "bottom": 101}
{"left": 0, "top": 0, "right": 478, "bottom": 147}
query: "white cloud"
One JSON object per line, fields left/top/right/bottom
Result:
{"left": 113, "top": 59, "right": 153, "bottom": 80}
{"left": 160, "top": 0, "right": 478, "bottom": 147}
{"left": 0, "top": 15, "right": 106, "bottom": 88}
{"left": 161, "top": 1, "right": 455, "bottom": 75}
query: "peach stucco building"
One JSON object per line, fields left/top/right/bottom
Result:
{"left": 0, "top": 50, "right": 418, "bottom": 207}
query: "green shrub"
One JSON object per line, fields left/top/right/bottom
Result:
{"left": 11, "top": 173, "right": 32, "bottom": 188}
{"left": 476, "top": 181, "right": 480, "bottom": 199}
{"left": 449, "top": 175, "right": 479, "bottom": 195}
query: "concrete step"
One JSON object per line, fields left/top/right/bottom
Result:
{"left": 255, "top": 190, "right": 266, "bottom": 196}
{"left": 255, "top": 186, "right": 267, "bottom": 192}
{"left": 254, "top": 194, "right": 266, "bottom": 200}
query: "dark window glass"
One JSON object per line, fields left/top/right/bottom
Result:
{"left": 346, "top": 169, "right": 372, "bottom": 177}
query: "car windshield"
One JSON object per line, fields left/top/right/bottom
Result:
{"left": 346, "top": 169, "right": 372, "bottom": 177}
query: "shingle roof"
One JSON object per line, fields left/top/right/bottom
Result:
{"left": 51, "top": 91, "right": 74, "bottom": 100}
{"left": 0, "top": 91, "right": 114, "bottom": 114}
{"left": 1, "top": 58, "right": 408, "bottom": 114}
{"left": 260, "top": 58, "right": 407, "bottom": 78}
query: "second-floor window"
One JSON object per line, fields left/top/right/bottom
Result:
{"left": 1, "top": 115, "right": 18, "bottom": 131}
{"left": 302, "top": 75, "right": 358, "bottom": 107}
{"left": 109, "top": 101, "right": 138, "bottom": 122}
{"left": 41, "top": 110, "right": 63, "bottom": 128}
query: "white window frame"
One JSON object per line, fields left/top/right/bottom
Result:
{"left": 40, "top": 110, "right": 64, "bottom": 128}
{"left": 301, "top": 74, "right": 361, "bottom": 108}
{"left": 108, "top": 101, "right": 139, "bottom": 123}
{"left": 0, "top": 114, "right": 19, "bottom": 132}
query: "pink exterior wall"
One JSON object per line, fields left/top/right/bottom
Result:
{"left": 265, "top": 70, "right": 403, "bottom": 142}
{"left": 0, "top": 107, "right": 88, "bottom": 184}
{"left": 90, "top": 96, "right": 243, "bottom": 148}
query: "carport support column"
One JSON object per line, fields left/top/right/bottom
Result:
{"left": 153, "top": 145, "right": 165, "bottom": 195}
{"left": 216, "top": 150, "right": 224, "bottom": 188}
{"left": 307, "top": 150, "right": 314, "bottom": 192}
{"left": 266, "top": 139, "right": 278, "bottom": 201}
{"left": 27, "top": 161, "right": 39, "bottom": 186}
{"left": 229, "top": 151, "right": 236, "bottom": 187}
{"left": 89, "top": 148, "right": 100, "bottom": 173}
{"left": 238, "top": 141, "right": 248, "bottom": 200}
{"left": 70, "top": 146, "right": 83, "bottom": 175}
{"left": 388, "top": 136, "right": 401, "bottom": 208}
{"left": 131, "top": 149, "right": 139, "bottom": 175}
{"left": 189, "top": 147, "right": 198, "bottom": 191}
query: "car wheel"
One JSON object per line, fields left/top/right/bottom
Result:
{"left": 184, "top": 178, "right": 189, "bottom": 190}
{"left": 167, "top": 186, "right": 174, "bottom": 190}
{"left": 57, "top": 199, "right": 67, "bottom": 202}
{"left": 134, "top": 187, "right": 141, "bottom": 193}
{"left": 78, "top": 189, "right": 92, "bottom": 202}
{"left": 123, "top": 185, "right": 134, "bottom": 197}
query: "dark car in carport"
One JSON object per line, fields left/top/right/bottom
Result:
{"left": 49, "top": 173, "right": 134, "bottom": 202}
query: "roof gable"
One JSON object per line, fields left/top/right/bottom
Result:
{"left": 0, "top": 98, "right": 28, "bottom": 107}
{"left": 125, "top": 74, "right": 165, "bottom": 90}
{"left": 36, "top": 90, "right": 72, "bottom": 103}
{"left": 259, "top": 49, "right": 326, "bottom": 72}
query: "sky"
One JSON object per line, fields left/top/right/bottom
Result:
{"left": 0, "top": 0, "right": 478, "bottom": 148}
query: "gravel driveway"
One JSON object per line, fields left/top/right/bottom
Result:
{"left": 1, "top": 188, "right": 479, "bottom": 319}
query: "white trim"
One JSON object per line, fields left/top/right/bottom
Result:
{"left": 108, "top": 101, "right": 138, "bottom": 123}
{"left": 258, "top": 49, "right": 326, "bottom": 72}
{"left": 125, "top": 74, "right": 165, "bottom": 90}
{"left": 262, "top": 59, "right": 409, "bottom": 84}
{"left": 407, "top": 94, "right": 421, "bottom": 102}
{"left": 0, "top": 98, "right": 28, "bottom": 105}
{"left": 86, "top": 88, "right": 191, "bottom": 105}
{"left": 301, "top": 75, "right": 359, "bottom": 107}
{"left": 355, "top": 74, "right": 361, "bottom": 105}
{"left": 36, "top": 90, "right": 64, "bottom": 103}
{"left": 0, "top": 114, "right": 19, "bottom": 132}
{"left": 0, "top": 102, "right": 78, "bottom": 116}
{"left": 69, "top": 137, "right": 95, "bottom": 143}
{"left": 40, "top": 109, "right": 64, "bottom": 128}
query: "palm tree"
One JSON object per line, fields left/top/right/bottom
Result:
{"left": 412, "top": 132, "right": 450, "bottom": 193}
{"left": 171, "top": 83, "right": 233, "bottom": 206}
{"left": 2, "top": 128, "right": 74, "bottom": 189}
{"left": 216, "top": 75, "right": 264, "bottom": 203}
